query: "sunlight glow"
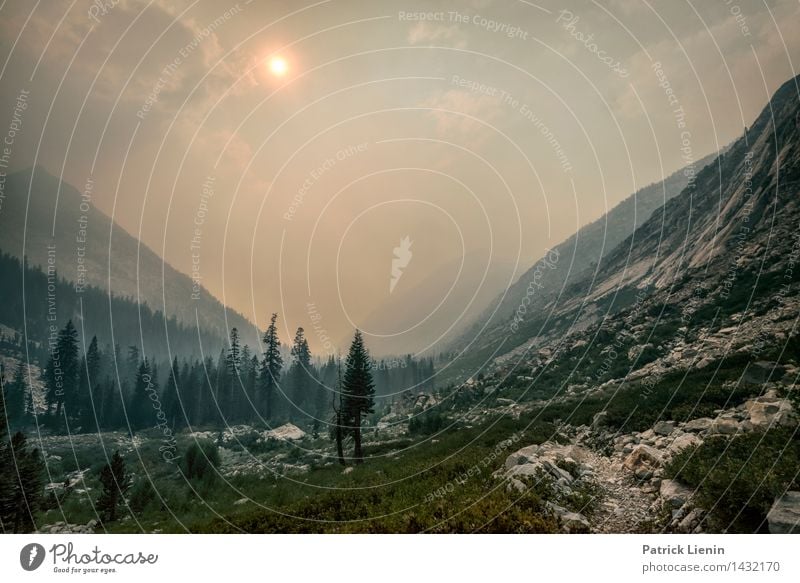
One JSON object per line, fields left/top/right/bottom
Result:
{"left": 268, "top": 56, "right": 288, "bottom": 76}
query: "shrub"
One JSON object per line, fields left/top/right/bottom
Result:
{"left": 408, "top": 410, "right": 446, "bottom": 435}
{"left": 181, "top": 440, "right": 220, "bottom": 483}
{"left": 666, "top": 428, "right": 800, "bottom": 532}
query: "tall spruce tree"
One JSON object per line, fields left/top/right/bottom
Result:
{"left": 288, "top": 327, "right": 312, "bottom": 420}
{"left": 330, "top": 358, "right": 346, "bottom": 466}
{"left": 6, "top": 362, "right": 28, "bottom": 429}
{"left": 341, "top": 330, "right": 375, "bottom": 464}
{"left": 7, "top": 432, "right": 43, "bottom": 533}
{"left": 162, "top": 357, "right": 181, "bottom": 429}
{"left": 0, "top": 365, "right": 15, "bottom": 531}
{"left": 45, "top": 320, "right": 79, "bottom": 424}
{"left": 77, "top": 336, "right": 101, "bottom": 432}
{"left": 260, "top": 313, "right": 283, "bottom": 421}
{"left": 96, "top": 451, "right": 131, "bottom": 523}
{"left": 129, "top": 358, "right": 153, "bottom": 430}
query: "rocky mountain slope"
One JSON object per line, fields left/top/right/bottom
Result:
{"left": 446, "top": 75, "right": 800, "bottom": 384}
{"left": 445, "top": 149, "right": 719, "bottom": 370}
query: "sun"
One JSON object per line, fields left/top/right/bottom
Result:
{"left": 268, "top": 56, "right": 288, "bottom": 77}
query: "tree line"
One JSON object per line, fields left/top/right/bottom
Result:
{"left": 3, "top": 315, "right": 428, "bottom": 444}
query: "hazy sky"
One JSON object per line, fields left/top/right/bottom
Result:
{"left": 1, "top": 0, "right": 798, "bottom": 354}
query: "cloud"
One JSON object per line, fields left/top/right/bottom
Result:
{"left": 407, "top": 21, "right": 468, "bottom": 49}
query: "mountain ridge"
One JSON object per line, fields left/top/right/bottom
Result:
{"left": 0, "top": 165, "right": 255, "bottom": 343}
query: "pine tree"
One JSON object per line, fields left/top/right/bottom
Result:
{"left": 162, "top": 357, "right": 181, "bottom": 429}
{"left": 260, "top": 313, "right": 283, "bottom": 421}
{"left": 341, "top": 330, "right": 375, "bottom": 464}
{"left": 45, "top": 320, "right": 79, "bottom": 424}
{"left": 330, "top": 358, "right": 346, "bottom": 466}
{"left": 129, "top": 358, "right": 153, "bottom": 430}
{"left": 0, "top": 365, "right": 15, "bottom": 531}
{"left": 96, "top": 451, "right": 131, "bottom": 523}
{"left": 6, "top": 362, "right": 27, "bottom": 429}
{"left": 288, "top": 327, "right": 313, "bottom": 420}
{"left": 225, "top": 329, "right": 243, "bottom": 420}
{"left": 77, "top": 336, "right": 101, "bottom": 432}
{"left": 8, "top": 432, "right": 43, "bottom": 533}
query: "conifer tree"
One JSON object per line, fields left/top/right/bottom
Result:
{"left": 0, "top": 366, "right": 15, "bottom": 530}
{"left": 341, "top": 330, "right": 375, "bottom": 464}
{"left": 129, "top": 358, "right": 153, "bottom": 430}
{"left": 162, "top": 357, "right": 181, "bottom": 429}
{"left": 45, "top": 320, "right": 79, "bottom": 423}
{"left": 288, "top": 327, "right": 312, "bottom": 420}
{"left": 78, "top": 336, "right": 101, "bottom": 431}
{"left": 96, "top": 451, "right": 131, "bottom": 523}
{"left": 330, "top": 358, "right": 346, "bottom": 466}
{"left": 260, "top": 313, "right": 283, "bottom": 420}
{"left": 7, "top": 432, "right": 43, "bottom": 533}
{"left": 6, "top": 362, "right": 27, "bottom": 429}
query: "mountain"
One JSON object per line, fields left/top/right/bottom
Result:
{"left": 447, "top": 74, "right": 800, "bottom": 384}
{"left": 441, "top": 147, "right": 719, "bottom": 379}
{"left": 0, "top": 166, "right": 253, "bottom": 343}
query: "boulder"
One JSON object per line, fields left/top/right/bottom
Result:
{"left": 746, "top": 398, "right": 795, "bottom": 429}
{"left": 708, "top": 418, "right": 739, "bottom": 435}
{"left": 264, "top": 423, "right": 306, "bottom": 441}
{"left": 767, "top": 491, "right": 800, "bottom": 534}
{"left": 541, "top": 459, "right": 574, "bottom": 484}
{"left": 546, "top": 502, "right": 589, "bottom": 533}
{"left": 683, "top": 417, "right": 713, "bottom": 433}
{"left": 653, "top": 421, "right": 675, "bottom": 436}
{"left": 667, "top": 433, "right": 702, "bottom": 455}
{"left": 660, "top": 479, "right": 694, "bottom": 509}
{"left": 505, "top": 445, "right": 540, "bottom": 469}
{"left": 623, "top": 444, "right": 663, "bottom": 472}
{"left": 591, "top": 410, "right": 608, "bottom": 429}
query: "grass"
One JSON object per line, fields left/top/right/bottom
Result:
{"left": 34, "top": 415, "right": 572, "bottom": 533}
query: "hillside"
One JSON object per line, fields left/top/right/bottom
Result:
{"left": 443, "top": 149, "right": 719, "bottom": 380}
{"left": 0, "top": 166, "right": 253, "bottom": 342}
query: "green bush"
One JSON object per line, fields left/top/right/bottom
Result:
{"left": 181, "top": 440, "right": 220, "bottom": 483}
{"left": 408, "top": 410, "right": 446, "bottom": 435}
{"left": 129, "top": 478, "right": 158, "bottom": 514}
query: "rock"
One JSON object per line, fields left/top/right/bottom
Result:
{"left": 667, "top": 433, "right": 701, "bottom": 455}
{"left": 496, "top": 398, "right": 516, "bottom": 406}
{"left": 560, "top": 510, "right": 590, "bottom": 533}
{"left": 709, "top": 418, "right": 739, "bottom": 435}
{"left": 767, "top": 491, "right": 800, "bottom": 533}
{"left": 653, "top": 421, "right": 676, "bottom": 436}
{"left": 264, "top": 423, "right": 306, "bottom": 441}
{"left": 696, "top": 357, "right": 714, "bottom": 369}
{"left": 505, "top": 445, "right": 540, "bottom": 469}
{"left": 506, "top": 478, "right": 527, "bottom": 493}
{"left": 547, "top": 502, "right": 589, "bottom": 533}
{"left": 591, "top": 411, "right": 608, "bottom": 429}
{"left": 234, "top": 498, "right": 250, "bottom": 505}
{"left": 683, "top": 417, "right": 713, "bottom": 432}
{"left": 508, "top": 463, "right": 544, "bottom": 478}
{"left": 660, "top": 479, "right": 694, "bottom": 509}
{"left": 542, "top": 459, "right": 573, "bottom": 483}
{"left": 677, "top": 508, "right": 704, "bottom": 533}
{"left": 746, "top": 398, "right": 795, "bottom": 429}
{"left": 623, "top": 444, "right": 663, "bottom": 472}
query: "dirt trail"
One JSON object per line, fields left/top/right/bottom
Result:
{"left": 580, "top": 447, "right": 656, "bottom": 533}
